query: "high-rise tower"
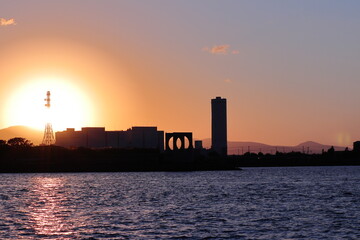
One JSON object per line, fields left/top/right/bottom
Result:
{"left": 211, "top": 96, "right": 227, "bottom": 156}
{"left": 42, "top": 91, "right": 55, "bottom": 145}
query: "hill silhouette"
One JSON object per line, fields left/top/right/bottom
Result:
{"left": 0, "top": 126, "right": 43, "bottom": 145}
{"left": 201, "top": 139, "right": 347, "bottom": 154}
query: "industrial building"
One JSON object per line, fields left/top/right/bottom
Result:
{"left": 55, "top": 97, "right": 228, "bottom": 155}
{"left": 55, "top": 126, "right": 164, "bottom": 151}
{"left": 211, "top": 96, "right": 227, "bottom": 156}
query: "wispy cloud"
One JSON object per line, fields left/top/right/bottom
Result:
{"left": 224, "top": 79, "right": 233, "bottom": 84}
{"left": 0, "top": 18, "right": 16, "bottom": 26}
{"left": 202, "top": 44, "right": 239, "bottom": 55}
{"left": 205, "top": 44, "right": 230, "bottom": 54}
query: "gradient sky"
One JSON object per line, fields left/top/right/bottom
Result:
{"left": 1, "top": 0, "right": 360, "bottom": 146}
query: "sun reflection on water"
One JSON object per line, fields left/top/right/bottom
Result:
{"left": 28, "top": 177, "right": 74, "bottom": 238}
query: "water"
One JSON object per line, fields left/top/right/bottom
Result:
{"left": 0, "top": 166, "right": 360, "bottom": 239}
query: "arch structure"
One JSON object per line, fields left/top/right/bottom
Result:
{"left": 166, "top": 132, "right": 193, "bottom": 151}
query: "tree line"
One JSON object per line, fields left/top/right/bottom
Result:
{"left": 0, "top": 137, "right": 33, "bottom": 149}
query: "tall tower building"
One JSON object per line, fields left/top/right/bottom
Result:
{"left": 211, "top": 96, "right": 227, "bottom": 156}
{"left": 42, "top": 91, "right": 55, "bottom": 145}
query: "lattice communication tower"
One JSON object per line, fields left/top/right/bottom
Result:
{"left": 42, "top": 91, "right": 55, "bottom": 145}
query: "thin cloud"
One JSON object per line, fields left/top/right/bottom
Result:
{"left": 203, "top": 44, "right": 230, "bottom": 54}
{"left": 202, "top": 44, "right": 239, "bottom": 55}
{"left": 211, "top": 45, "right": 230, "bottom": 54}
{"left": 0, "top": 18, "right": 16, "bottom": 26}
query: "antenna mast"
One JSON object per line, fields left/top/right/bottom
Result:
{"left": 42, "top": 91, "right": 55, "bottom": 145}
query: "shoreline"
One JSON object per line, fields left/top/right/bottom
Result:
{"left": 0, "top": 145, "right": 359, "bottom": 173}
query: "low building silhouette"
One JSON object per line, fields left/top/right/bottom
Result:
{"left": 55, "top": 126, "right": 164, "bottom": 151}
{"left": 165, "top": 132, "right": 193, "bottom": 151}
{"left": 195, "top": 140, "right": 203, "bottom": 150}
{"left": 164, "top": 132, "right": 194, "bottom": 164}
{"left": 353, "top": 141, "right": 360, "bottom": 152}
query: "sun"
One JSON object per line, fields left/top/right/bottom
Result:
{"left": 4, "top": 76, "right": 94, "bottom": 131}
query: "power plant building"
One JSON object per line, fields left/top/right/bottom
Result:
{"left": 211, "top": 96, "right": 227, "bottom": 155}
{"left": 55, "top": 126, "right": 164, "bottom": 151}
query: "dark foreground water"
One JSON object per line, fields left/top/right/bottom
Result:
{"left": 0, "top": 166, "right": 360, "bottom": 239}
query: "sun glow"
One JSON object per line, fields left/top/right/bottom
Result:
{"left": 4, "top": 77, "right": 94, "bottom": 131}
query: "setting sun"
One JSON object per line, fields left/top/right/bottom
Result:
{"left": 1, "top": 1, "right": 360, "bottom": 148}
{"left": 4, "top": 76, "right": 94, "bottom": 131}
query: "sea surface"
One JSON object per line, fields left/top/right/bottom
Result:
{"left": 0, "top": 166, "right": 360, "bottom": 239}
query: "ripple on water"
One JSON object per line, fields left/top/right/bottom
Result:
{"left": 0, "top": 167, "right": 359, "bottom": 239}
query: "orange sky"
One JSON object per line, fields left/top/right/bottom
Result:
{"left": 1, "top": 1, "right": 360, "bottom": 147}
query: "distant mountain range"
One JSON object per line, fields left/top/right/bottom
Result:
{"left": 201, "top": 139, "right": 348, "bottom": 154}
{"left": 0, "top": 126, "right": 43, "bottom": 145}
{"left": 0, "top": 126, "right": 349, "bottom": 154}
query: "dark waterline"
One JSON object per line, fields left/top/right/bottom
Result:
{"left": 1, "top": 166, "right": 360, "bottom": 239}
